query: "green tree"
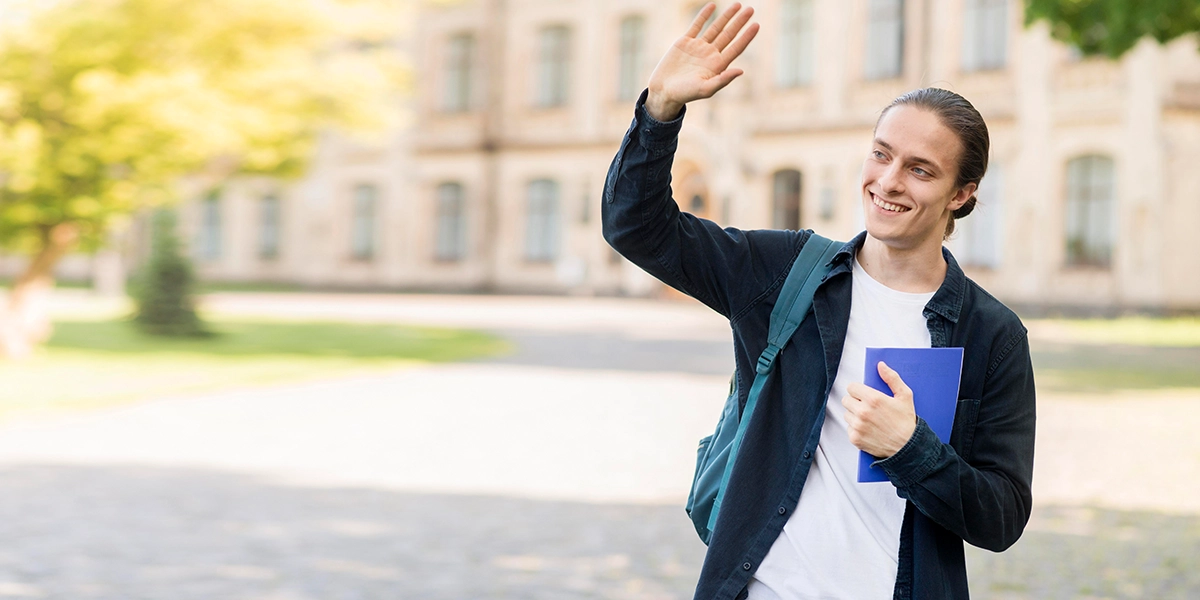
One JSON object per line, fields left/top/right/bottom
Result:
{"left": 132, "top": 209, "right": 207, "bottom": 337}
{"left": 0, "top": 0, "right": 404, "bottom": 358}
{"left": 1025, "top": 0, "right": 1200, "bottom": 58}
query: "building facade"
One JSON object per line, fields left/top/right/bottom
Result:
{"left": 23, "top": 0, "right": 1200, "bottom": 311}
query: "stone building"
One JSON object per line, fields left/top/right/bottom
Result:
{"left": 21, "top": 0, "right": 1200, "bottom": 311}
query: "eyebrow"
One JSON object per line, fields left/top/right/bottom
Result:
{"left": 875, "top": 138, "right": 942, "bottom": 172}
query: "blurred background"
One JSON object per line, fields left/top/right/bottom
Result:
{"left": 0, "top": 0, "right": 1198, "bottom": 598}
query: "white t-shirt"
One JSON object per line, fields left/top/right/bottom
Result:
{"left": 746, "top": 257, "right": 935, "bottom": 600}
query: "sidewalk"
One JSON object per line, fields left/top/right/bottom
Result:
{"left": 4, "top": 291, "right": 1198, "bottom": 599}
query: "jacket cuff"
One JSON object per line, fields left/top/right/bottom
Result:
{"left": 634, "top": 89, "right": 686, "bottom": 154}
{"left": 875, "top": 416, "right": 943, "bottom": 488}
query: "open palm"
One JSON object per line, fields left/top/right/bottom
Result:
{"left": 645, "top": 2, "right": 759, "bottom": 121}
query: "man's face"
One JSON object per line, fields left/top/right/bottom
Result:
{"left": 860, "top": 105, "right": 974, "bottom": 251}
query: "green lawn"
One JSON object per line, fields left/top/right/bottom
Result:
{"left": 0, "top": 316, "right": 510, "bottom": 421}
{"left": 1027, "top": 316, "right": 1200, "bottom": 394}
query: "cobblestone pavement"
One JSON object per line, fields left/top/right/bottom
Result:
{"left": 2, "top": 292, "right": 1197, "bottom": 599}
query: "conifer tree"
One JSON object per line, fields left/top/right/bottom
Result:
{"left": 132, "top": 210, "right": 208, "bottom": 337}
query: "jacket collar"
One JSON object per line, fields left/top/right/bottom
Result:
{"left": 825, "top": 230, "right": 966, "bottom": 324}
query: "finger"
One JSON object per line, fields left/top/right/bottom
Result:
{"left": 685, "top": 3, "right": 717, "bottom": 39}
{"left": 877, "top": 361, "right": 913, "bottom": 399}
{"left": 702, "top": 2, "right": 742, "bottom": 43}
{"left": 719, "top": 22, "right": 759, "bottom": 68}
{"left": 841, "top": 394, "right": 855, "bottom": 413}
{"left": 698, "top": 68, "right": 743, "bottom": 97}
{"left": 713, "top": 6, "right": 754, "bottom": 51}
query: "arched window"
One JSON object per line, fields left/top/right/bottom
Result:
{"left": 772, "top": 169, "right": 803, "bottom": 230}
{"left": 1065, "top": 155, "right": 1115, "bottom": 268}
{"left": 435, "top": 182, "right": 466, "bottom": 262}
{"left": 617, "top": 16, "right": 646, "bottom": 101}
{"left": 351, "top": 184, "right": 378, "bottom": 261}
{"left": 525, "top": 179, "right": 560, "bottom": 262}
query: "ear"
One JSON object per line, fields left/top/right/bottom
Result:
{"left": 948, "top": 182, "right": 977, "bottom": 212}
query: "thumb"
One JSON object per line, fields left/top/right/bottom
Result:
{"left": 877, "top": 361, "right": 912, "bottom": 400}
{"left": 699, "top": 68, "right": 743, "bottom": 97}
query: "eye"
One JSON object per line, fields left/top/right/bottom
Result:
{"left": 912, "top": 167, "right": 930, "bottom": 177}
{"left": 872, "top": 150, "right": 886, "bottom": 160}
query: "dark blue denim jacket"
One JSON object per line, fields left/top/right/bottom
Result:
{"left": 602, "top": 92, "right": 1036, "bottom": 600}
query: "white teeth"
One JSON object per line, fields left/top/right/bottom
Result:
{"left": 872, "top": 195, "right": 910, "bottom": 213}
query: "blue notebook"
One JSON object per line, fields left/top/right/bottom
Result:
{"left": 857, "top": 347, "right": 964, "bottom": 483}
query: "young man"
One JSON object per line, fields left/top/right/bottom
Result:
{"left": 602, "top": 4, "right": 1036, "bottom": 599}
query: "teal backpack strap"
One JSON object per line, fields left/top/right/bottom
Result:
{"left": 706, "top": 234, "right": 841, "bottom": 535}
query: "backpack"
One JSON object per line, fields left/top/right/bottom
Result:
{"left": 685, "top": 234, "right": 841, "bottom": 544}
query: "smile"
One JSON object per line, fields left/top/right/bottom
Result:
{"left": 871, "top": 194, "right": 911, "bottom": 213}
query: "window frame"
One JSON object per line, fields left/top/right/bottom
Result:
{"left": 524, "top": 179, "right": 560, "bottom": 263}
{"left": 1064, "top": 155, "right": 1116, "bottom": 269}
{"left": 961, "top": 0, "right": 1008, "bottom": 72}
{"left": 351, "top": 184, "right": 378, "bottom": 261}
{"left": 434, "top": 182, "right": 467, "bottom": 262}
{"left": 258, "top": 193, "right": 281, "bottom": 261}
{"left": 443, "top": 32, "right": 476, "bottom": 113}
{"left": 864, "top": 0, "right": 905, "bottom": 80}
{"left": 771, "top": 169, "right": 803, "bottom": 230}
{"left": 776, "top": 0, "right": 815, "bottom": 88}
{"left": 198, "top": 191, "right": 222, "bottom": 262}
{"left": 535, "top": 25, "right": 571, "bottom": 108}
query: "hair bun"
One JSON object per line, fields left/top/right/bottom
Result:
{"left": 953, "top": 196, "right": 977, "bottom": 219}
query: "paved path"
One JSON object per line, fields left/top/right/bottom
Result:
{"left": 2, "top": 292, "right": 1197, "bottom": 599}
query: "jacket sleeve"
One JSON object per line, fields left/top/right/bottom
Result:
{"left": 875, "top": 328, "right": 1036, "bottom": 552}
{"left": 602, "top": 90, "right": 800, "bottom": 320}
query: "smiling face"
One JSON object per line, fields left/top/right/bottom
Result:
{"left": 861, "top": 105, "right": 976, "bottom": 252}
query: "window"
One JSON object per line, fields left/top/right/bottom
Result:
{"left": 772, "top": 169, "right": 802, "bottom": 230}
{"left": 953, "top": 165, "right": 1004, "bottom": 268}
{"left": 777, "top": 0, "right": 815, "bottom": 87}
{"left": 962, "top": 0, "right": 1008, "bottom": 71}
{"left": 259, "top": 194, "right": 281, "bottom": 260}
{"left": 351, "top": 184, "right": 377, "bottom": 260}
{"left": 1065, "top": 156, "right": 1115, "bottom": 267}
{"left": 435, "top": 182, "right": 466, "bottom": 261}
{"left": 865, "top": 0, "right": 904, "bottom": 80}
{"left": 197, "top": 191, "right": 221, "bottom": 261}
{"left": 525, "top": 179, "right": 560, "bottom": 262}
{"left": 618, "top": 16, "right": 646, "bottom": 101}
{"left": 536, "top": 25, "right": 571, "bottom": 107}
{"left": 444, "top": 33, "right": 475, "bottom": 112}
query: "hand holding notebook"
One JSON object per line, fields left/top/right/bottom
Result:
{"left": 854, "top": 347, "right": 964, "bottom": 483}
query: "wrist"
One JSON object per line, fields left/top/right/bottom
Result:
{"left": 644, "top": 90, "right": 683, "bottom": 122}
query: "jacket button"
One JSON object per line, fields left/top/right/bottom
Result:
{"left": 742, "top": 562, "right": 752, "bottom": 571}
{"left": 803, "top": 451, "right": 812, "bottom": 460}
{"left": 777, "top": 506, "right": 787, "bottom": 515}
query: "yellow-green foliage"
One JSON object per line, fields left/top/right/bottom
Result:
{"left": 0, "top": 0, "right": 406, "bottom": 253}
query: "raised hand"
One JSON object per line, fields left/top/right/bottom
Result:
{"left": 644, "top": 2, "right": 759, "bottom": 121}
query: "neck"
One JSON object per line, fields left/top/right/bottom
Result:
{"left": 856, "top": 234, "right": 948, "bottom": 293}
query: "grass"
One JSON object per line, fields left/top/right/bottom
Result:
{"left": 0, "top": 316, "right": 510, "bottom": 421}
{"left": 1026, "top": 316, "right": 1200, "bottom": 394}
{"left": 1031, "top": 316, "right": 1200, "bottom": 347}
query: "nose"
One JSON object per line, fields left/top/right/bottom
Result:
{"left": 878, "top": 162, "right": 904, "bottom": 195}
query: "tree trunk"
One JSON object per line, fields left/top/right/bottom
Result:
{"left": 0, "top": 223, "right": 80, "bottom": 360}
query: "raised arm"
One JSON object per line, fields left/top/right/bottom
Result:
{"left": 602, "top": 4, "right": 802, "bottom": 319}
